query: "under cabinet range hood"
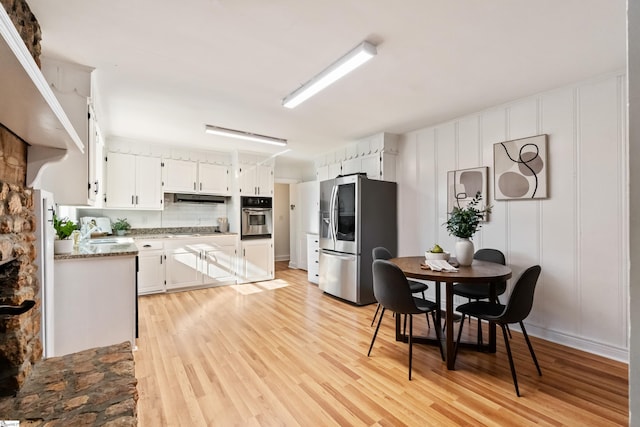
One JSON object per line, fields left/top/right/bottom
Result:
{"left": 172, "top": 193, "right": 226, "bottom": 204}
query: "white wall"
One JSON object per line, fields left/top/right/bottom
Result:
{"left": 274, "top": 157, "right": 315, "bottom": 182}
{"left": 628, "top": 0, "right": 640, "bottom": 422}
{"left": 76, "top": 194, "right": 228, "bottom": 229}
{"left": 398, "top": 72, "right": 628, "bottom": 361}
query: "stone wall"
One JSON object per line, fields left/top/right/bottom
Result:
{"left": 0, "top": 0, "right": 42, "bottom": 67}
{"left": 0, "top": 126, "right": 27, "bottom": 187}
{"left": 0, "top": 181, "right": 39, "bottom": 396}
{"left": 0, "top": 91, "right": 38, "bottom": 396}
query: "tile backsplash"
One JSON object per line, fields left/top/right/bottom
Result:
{"left": 71, "top": 194, "right": 230, "bottom": 229}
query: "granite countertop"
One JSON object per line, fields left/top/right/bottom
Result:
{"left": 54, "top": 241, "right": 139, "bottom": 261}
{"left": 123, "top": 227, "right": 237, "bottom": 240}
{"left": 54, "top": 228, "right": 238, "bottom": 260}
{"left": 131, "top": 232, "right": 237, "bottom": 240}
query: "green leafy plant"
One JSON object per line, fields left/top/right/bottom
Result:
{"left": 53, "top": 214, "right": 78, "bottom": 240}
{"left": 112, "top": 218, "right": 131, "bottom": 231}
{"left": 444, "top": 192, "right": 492, "bottom": 239}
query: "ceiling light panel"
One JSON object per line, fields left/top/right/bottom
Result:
{"left": 282, "top": 41, "right": 377, "bottom": 109}
{"left": 205, "top": 125, "right": 287, "bottom": 146}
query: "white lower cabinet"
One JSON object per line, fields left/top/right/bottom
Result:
{"left": 136, "top": 234, "right": 275, "bottom": 292}
{"left": 165, "top": 235, "right": 238, "bottom": 291}
{"left": 53, "top": 255, "right": 137, "bottom": 357}
{"left": 306, "top": 234, "right": 319, "bottom": 284}
{"left": 137, "top": 240, "right": 165, "bottom": 295}
{"left": 165, "top": 240, "right": 202, "bottom": 290}
{"left": 202, "top": 243, "right": 236, "bottom": 283}
{"left": 238, "top": 239, "right": 273, "bottom": 283}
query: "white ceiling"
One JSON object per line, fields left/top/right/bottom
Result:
{"left": 26, "top": 0, "right": 626, "bottom": 162}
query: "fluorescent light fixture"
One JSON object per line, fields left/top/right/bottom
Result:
{"left": 282, "top": 40, "right": 377, "bottom": 109}
{"left": 205, "top": 125, "right": 287, "bottom": 146}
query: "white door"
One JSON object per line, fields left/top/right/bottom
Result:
{"left": 341, "top": 158, "right": 360, "bottom": 176}
{"left": 361, "top": 153, "right": 381, "bottom": 180}
{"left": 135, "top": 156, "right": 162, "bottom": 209}
{"left": 238, "top": 164, "right": 257, "bottom": 195}
{"left": 328, "top": 163, "right": 342, "bottom": 178}
{"left": 105, "top": 152, "right": 136, "bottom": 208}
{"left": 138, "top": 251, "right": 165, "bottom": 294}
{"left": 163, "top": 159, "right": 197, "bottom": 193}
{"left": 241, "top": 240, "right": 273, "bottom": 282}
{"left": 202, "top": 245, "right": 236, "bottom": 283}
{"left": 87, "top": 105, "right": 98, "bottom": 205}
{"left": 289, "top": 183, "right": 300, "bottom": 268}
{"left": 199, "top": 163, "right": 229, "bottom": 195}
{"left": 165, "top": 246, "right": 202, "bottom": 289}
{"left": 256, "top": 165, "right": 273, "bottom": 196}
{"left": 34, "top": 190, "right": 56, "bottom": 357}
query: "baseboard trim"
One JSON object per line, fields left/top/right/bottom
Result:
{"left": 522, "top": 323, "right": 629, "bottom": 363}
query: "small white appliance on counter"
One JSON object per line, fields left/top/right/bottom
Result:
{"left": 80, "top": 216, "right": 112, "bottom": 236}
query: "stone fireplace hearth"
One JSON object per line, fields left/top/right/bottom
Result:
{"left": 0, "top": 130, "right": 40, "bottom": 397}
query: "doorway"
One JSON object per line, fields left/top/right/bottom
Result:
{"left": 273, "top": 183, "right": 290, "bottom": 262}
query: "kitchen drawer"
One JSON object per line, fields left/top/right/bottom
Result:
{"left": 136, "top": 240, "right": 164, "bottom": 251}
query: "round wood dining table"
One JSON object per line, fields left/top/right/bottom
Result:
{"left": 389, "top": 256, "right": 512, "bottom": 370}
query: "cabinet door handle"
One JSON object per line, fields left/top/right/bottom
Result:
{"left": 194, "top": 182, "right": 196, "bottom": 191}
{"left": 143, "top": 244, "right": 151, "bottom": 248}
{"left": 136, "top": 195, "right": 139, "bottom": 205}
{"left": 94, "top": 181, "right": 99, "bottom": 195}
{"left": 160, "top": 255, "right": 163, "bottom": 264}
{"left": 200, "top": 182, "right": 202, "bottom": 191}
{"left": 131, "top": 195, "right": 135, "bottom": 205}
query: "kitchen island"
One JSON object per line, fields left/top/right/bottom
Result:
{"left": 51, "top": 240, "right": 138, "bottom": 357}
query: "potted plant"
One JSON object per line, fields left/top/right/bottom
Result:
{"left": 53, "top": 214, "right": 78, "bottom": 254}
{"left": 112, "top": 218, "right": 131, "bottom": 236}
{"left": 444, "top": 191, "right": 491, "bottom": 266}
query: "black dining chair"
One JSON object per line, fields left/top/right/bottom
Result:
{"left": 453, "top": 248, "right": 508, "bottom": 343}
{"left": 454, "top": 265, "right": 542, "bottom": 396}
{"left": 371, "top": 247, "right": 430, "bottom": 329}
{"left": 367, "top": 259, "right": 444, "bottom": 380}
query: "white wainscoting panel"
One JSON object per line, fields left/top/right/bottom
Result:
{"left": 397, "top": 71, "right": 628, "bottom": 361}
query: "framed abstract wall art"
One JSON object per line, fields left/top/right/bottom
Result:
{"left": 493, "top": 134, "right": 548, "bottom": 200}
{"left": 447, "top": 166, "right": 489, "bottom": 220}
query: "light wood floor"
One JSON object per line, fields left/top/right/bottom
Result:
{"left": 134, "top": 262, "right": 628, "bottom": 426}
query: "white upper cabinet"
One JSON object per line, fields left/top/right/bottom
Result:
{"left": 36, "top": 58, "right": 103, "bottom": 205}
{"left": 105, "top": 152, "right": 162, "bottom": 209}
{"left": 198, "top": 163, "right": 229, "bottom": 195}
{"left": 315, "top": 133, "right": 398, "bottom": 182}
{"left": 162, "top": 159, "right": 229, "bottom": 195}
{"left": 238, "top": 163, "right": 273, "bottom": 196}
{"left": 162, "top": 159, "right": 198, "bottom": 193}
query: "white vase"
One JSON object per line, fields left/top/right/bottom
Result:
{"left": 54, "top": 239, "right": 74, "bottom": 254}
{"left": 455, "top": 237, "right": 474, "bottom": 266}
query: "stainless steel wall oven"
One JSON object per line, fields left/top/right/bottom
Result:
{"left": 241, "top": 196, "right": 273, "bottom": 240}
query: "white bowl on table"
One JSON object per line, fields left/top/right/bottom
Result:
{"left": 425, "top": 251, "right": 451, "bottom": 261}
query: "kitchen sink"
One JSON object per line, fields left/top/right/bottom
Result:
{"left": 88, "top": 237, "right": 134, "bottom": 245}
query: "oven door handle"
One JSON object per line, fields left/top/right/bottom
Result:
{"left": 243, "top": 208, "right": 271, "bottom": 213}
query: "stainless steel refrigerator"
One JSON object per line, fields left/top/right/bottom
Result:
{"left": 318, "top": 173, "right": 397, "bottom": 305}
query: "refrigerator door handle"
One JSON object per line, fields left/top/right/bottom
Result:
{"left": 327, "top": 185, "right": 335, "bottom": 242}
{"left": 330, "top": 185, "right": 338, "bottom": 243}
